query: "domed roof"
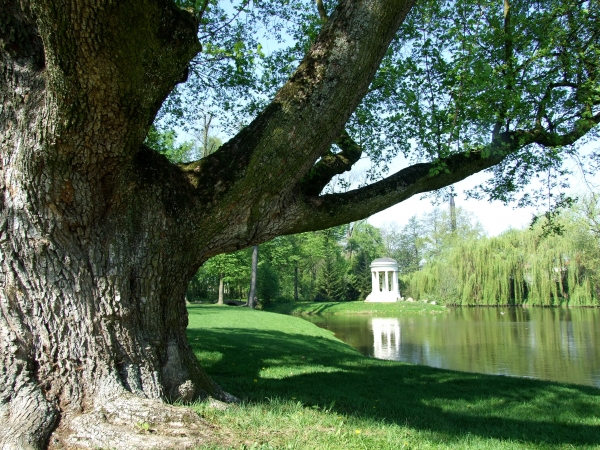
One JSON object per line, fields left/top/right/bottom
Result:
{"left": 372, "top": 257, "right": 397, "bottom": 263}
{"left": 370, "top": 257, "right": 398, "bottom": 269}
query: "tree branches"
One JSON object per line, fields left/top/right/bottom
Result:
{"left": 287, "top": 144, "right": 509, "bottom": 234}
{"left": 286, "top": 122, "right": 573, "bottom": 234}
{"left": 316, "top": 0, "right": 328, "bottom": 22}
{"left": 181, "top": 0, "right": 416, "bottom": 204}
{"left": 299, "top": 130, "right": 363, "bottom": 196}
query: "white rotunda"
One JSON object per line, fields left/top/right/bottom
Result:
{"left": 365, "top": 257, "right": 401, "bottom": 302}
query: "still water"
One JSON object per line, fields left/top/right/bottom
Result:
{"left": 303, "top": 307, "right": 600, "bottom": 388}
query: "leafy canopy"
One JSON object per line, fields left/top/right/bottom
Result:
{"left": 160, "top": 0, "right": 599, "bottom": 208}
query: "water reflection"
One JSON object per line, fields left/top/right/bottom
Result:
{"left": 371, "top": 318, "right": 401, "bottom": 359}
{"left": 303, "top": 307, "right": 600, "bottom": 388}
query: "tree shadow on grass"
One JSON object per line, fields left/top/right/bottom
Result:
{"left": 186, "top": 325, "right": 600, "bottom": 447}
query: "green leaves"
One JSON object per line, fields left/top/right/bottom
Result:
{"left": 144, "top": 126, "right": 198, "bottom": 163}
{"left": 160, "top": 0, "right": 599, "bottom": 212}
{"left": 403, "top": 195, "right": 600, "bottom": 306}
{"left": 361, "top": 0, "right": 600, "bottom": 196}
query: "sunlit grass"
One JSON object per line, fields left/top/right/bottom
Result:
{"left": 263, "top": 300, "right": 447, "bottom": 316}
{"left": 187, "top": 305, "right": 600, "bottom": 449}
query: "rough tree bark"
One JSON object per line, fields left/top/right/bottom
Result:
{"left": 1, "top": 0, "right": 597, "bottom": 448}
{"left": 0, "top": 1, "right": 235, "bottom": 447}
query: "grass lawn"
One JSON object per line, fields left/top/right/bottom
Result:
{"left": 187, "top": 305, "right": 600, "bottom": 449}
{"left": 263, "top": 300, "right": 447, "bottom": 316}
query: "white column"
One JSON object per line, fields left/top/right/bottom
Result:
{"left": 384, "top": 271, "right": 389, "bottom": 292}
{"left": 393, "top": 269, "right": 398, "bottom": 294}
{"left": 371, "top": 271, "right": 378, "bottom": 294}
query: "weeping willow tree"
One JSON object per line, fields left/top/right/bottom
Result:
{"left": 403, "top": 221, "right": 599, "bottom": 306}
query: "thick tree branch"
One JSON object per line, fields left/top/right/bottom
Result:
{"left": 29, "top": 0, "right": 201, "bottom": 162}
{"left": 284, "top": 115, "right": 600, "bottom": 235}
{"left": 184, "top": 0, "right": 415, "bottom": 200}
{"left": 287, "top": 148, "right": 509, "bottom": 234}
{"left": 299, "top": 129, "right": 363, "bottom": 196}
{"left": 197, "top": 0, "right": 210, "bottom": 22}
{"left": 173, "top": 104, "right": 600, "bottom": 254}
{"left": 173, "top": 0, "right": 416, "bottom": 251}
{"left": 497, "top": 0, "right": 514, "bottom": 133}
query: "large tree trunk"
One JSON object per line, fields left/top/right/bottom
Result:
{"left": 0, "top": 123, "right": 231, "bottom": 447}
{"left": 0, "top": 72, "right": 231, "bottom": 450}
{"left": 0, "top": 1, "right": 235, "bottom": 448}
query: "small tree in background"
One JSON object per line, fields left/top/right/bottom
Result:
{"left": 189, "top": 250, "right": 251, "bottom": 303}
{"left": 315, "top": 256, "right": 347, "bottom": 302}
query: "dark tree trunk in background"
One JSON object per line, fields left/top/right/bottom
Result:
{"left": 295, "top": 265, "right": 299, "bottom": 301}
{"left": 247, "top": 246, "right": 259, "bottom": 309}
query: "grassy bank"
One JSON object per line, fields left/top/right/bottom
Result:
{"left": 186, "top": 305, "right": 600, "bottom": 449}
{"left": 263, "top": 300, "right": 447, "bottom": 316}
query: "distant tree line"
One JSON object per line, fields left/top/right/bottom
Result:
{"left": 188, "top": 194, "right": 600, "bottom": 307}
{"left": 403, "top": 195, "right": 600, "bottom": 306}
{"left": 187, "top": 222, "right": 386, "bottom": 304}
{"left": 185, "top": 199, "right": 487, "bottom": 304}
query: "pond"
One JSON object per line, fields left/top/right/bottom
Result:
{"left": 302, "top": 307, "right": 600, "bottom": 388}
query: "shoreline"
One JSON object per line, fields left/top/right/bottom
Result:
{"left": 186, "top": 305, "right": 600, "bottom": 449}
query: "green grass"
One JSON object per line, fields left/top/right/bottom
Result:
{"left": 263, "top": 300, "right": 447, "bottom": 316}
{"left": 187, "top": 305, "right": 600, "bottom": 449}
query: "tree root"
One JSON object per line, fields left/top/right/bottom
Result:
{"left": 49, "top": 394, "right": 231, "bottom": 449}
{"left": 0, "top": 356, "right": 59, "bottom": 450}
{"left": 0, "top": 386, "right": 58, "bottom": 450}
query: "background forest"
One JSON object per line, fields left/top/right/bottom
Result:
{"left": 187, "top": 194, "right": 600, "bottom": 307}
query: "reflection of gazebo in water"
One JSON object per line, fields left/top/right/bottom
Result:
{"left": 365, "top": 257, "right": 401, "bottom": 302}
{"left": 371, "top": 318, "right": 401, "bottom": 360}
